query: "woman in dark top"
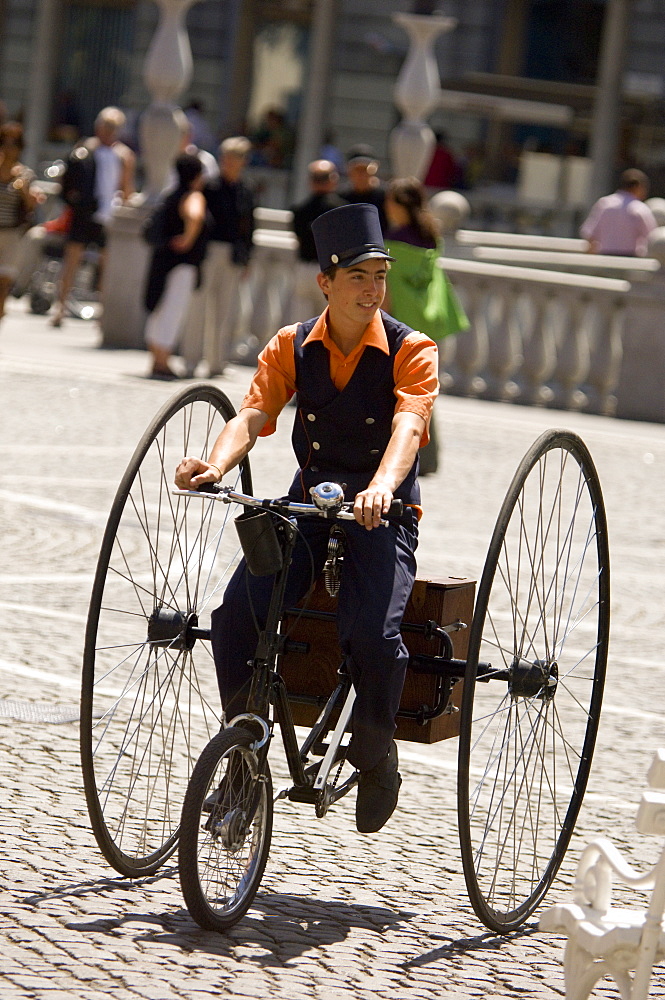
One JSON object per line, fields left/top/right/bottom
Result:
{"left": 143, "top": 153, "right": 208, "bottom": 379}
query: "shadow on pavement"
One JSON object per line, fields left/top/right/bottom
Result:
{"left": 402, "top": 921, "right": 541, "bottom": 967}
{"left": 19, "top": 865, "right": 180, "bottom": 906}
{"left": 60, "top": 891, "right": 413, "bottom": 964}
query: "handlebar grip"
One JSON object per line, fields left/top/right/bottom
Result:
{"left": 388, "top": 498, "right": 404, "bottom": 518}
{"left": 196, "top": 482, "right": 221, "bottom": 494}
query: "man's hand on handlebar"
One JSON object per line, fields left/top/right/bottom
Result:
{"left": 175, "top": 456, "right": 222, "bottom": 491}
{"left": 353, "top": 483, "right": 394, "bottom": 531}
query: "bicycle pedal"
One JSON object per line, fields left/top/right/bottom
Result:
{"left": 286, "top": 784, "right": 319, "bottom": 804}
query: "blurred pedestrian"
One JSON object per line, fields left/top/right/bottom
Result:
{"left": 164, "top": 111, "right": 218, "bottom": 190}
{"left": 581, "top": 168, "right": 657, "bottom": 256}
{"left": 384, "top": 177, "right": 469, "bottom": 474}
{"left": 289, "top": 159, "right": 345, "bottom": 321}
{"left": 250, "top": 108, "right": 295, "bottom": 169}
{"left": 52, "top": 106, "right": 135, "bottom": 327}
{"left": 341, "top": 145, "right": 387, "bottom": 233}
{"left": 0, "top": 121, "right": 37, "bottom": 325}
{"left": 143, "top": 154, "right": 209, "bottom": 380}
{"left": 423, "top": 131, "right": 461, "bottom": 190}
{"left": 181, "top": 136, "right": 254, "bottom": 378}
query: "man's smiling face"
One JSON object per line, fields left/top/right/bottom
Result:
{"left": 319, "top": 258, "right": 387, "bottom": 331}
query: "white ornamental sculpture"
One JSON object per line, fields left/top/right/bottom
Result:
{"left": 390, "top": 13, "right": 456, "bottom": 180}
{"left": 140, "top": 0, "right": 198, "bottom": 199}
{"left": 101, "top": 0, "right": 208, "bottom": 349}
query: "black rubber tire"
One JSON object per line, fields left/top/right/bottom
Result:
{"left": 81, "top": 384, "right": 252, "bottom": 876}
{"left": 179, "top": 727, "right": 273, "bottom": 931}
{"left": 458, "top": 429, "right": 609, "bottom": 932}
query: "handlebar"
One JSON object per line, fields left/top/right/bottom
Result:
{"left": 171, "top": 482, "right": 406, "bottom": 526}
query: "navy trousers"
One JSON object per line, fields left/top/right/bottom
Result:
{"left": 211, "top": 512, "right": 418, "bottom": 772}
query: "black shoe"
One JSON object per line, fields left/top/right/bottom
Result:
{"left": 356, "top": 741, "right": 401, "bottom": 834}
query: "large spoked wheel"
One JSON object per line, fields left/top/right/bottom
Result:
{"left": 81, "top": 384, "right": 252, "bottom": 877}
{"left": 458, "top": 429, "right": 609, "bottom": 932}
{"left": 179, "top": 727, "right": 273, "bottom": 931}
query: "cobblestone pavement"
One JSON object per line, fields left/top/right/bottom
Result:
{"left": 1, "top": 300, "right": 664, "bottom": 999}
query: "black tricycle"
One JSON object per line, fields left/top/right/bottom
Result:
{"left": 80, "top": 384, "right": 609, "bottom": 934}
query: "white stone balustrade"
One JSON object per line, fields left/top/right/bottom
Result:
{"left": 540, "top": 749, "right": 665, "bottom": 1000}
{"left": 227, "top": 216, "right": 665, "bottom": 424}
{"left": 455, "top": 231, "right": 588, "bottom": 254}
{"left": 471, "top": 246, "right": 659, "bottom": 281}
{"left": 241, "top": 227, "right": 298, "bottom": 360}
{"left": 437, "top": 256, "right": 630, "bottom": 416}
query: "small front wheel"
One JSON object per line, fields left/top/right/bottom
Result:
{"left": 179, "top": 727, "right": 273, "bottom": 931}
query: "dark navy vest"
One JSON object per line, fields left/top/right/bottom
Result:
{"left": 288, "top": 312, "right": 421, "bottom": 504}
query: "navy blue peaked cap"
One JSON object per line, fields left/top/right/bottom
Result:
{"left": 312, "top": 202, "right": 394, "bottom": 271}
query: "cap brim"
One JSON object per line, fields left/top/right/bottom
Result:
{"left": 338, "top": 250, "right": 395, "bottom": 267}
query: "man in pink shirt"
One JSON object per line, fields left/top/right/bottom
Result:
{"left": 581, "top": 169, "right": 657, "bottom": 256}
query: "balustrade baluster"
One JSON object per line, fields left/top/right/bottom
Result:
{"left": 480, "top": 283, "right": 521, "bottom": 401}
{"left": 242, "top": 233, "right": 297, "bottom": 361}
{"left": 585, "top": 297, "right": 626, "bottom": 416}
{"left": 550, "top": 293, "right": 591, "bottom": 410}
{"left": 446, "top": 279, "right": 488, "bottom": 397}
{"left": 515, "top": 288, "right": 556, "bottom": 405}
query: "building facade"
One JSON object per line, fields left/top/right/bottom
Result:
{"left": 1, "top": 0, "right": 664, "bottom": 201}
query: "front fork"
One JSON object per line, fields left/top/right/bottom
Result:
{"left": 245, "top": 516, "right": 299, "bottom": 720}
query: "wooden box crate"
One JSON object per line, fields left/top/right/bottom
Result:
{"left": 279, "top": 575, "right": 475, "bottom": 744}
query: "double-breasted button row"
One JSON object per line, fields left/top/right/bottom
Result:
{"left": 307, "top": 413, "right": 375, "bottom": 424}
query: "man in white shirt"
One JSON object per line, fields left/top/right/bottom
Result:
{"left": 581, "top": 169, "right": 657, "bottom": 256}
{"left": 52, "top": 106, "right": 135, "bottom": 326}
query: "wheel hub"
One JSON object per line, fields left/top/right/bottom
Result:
{"left": 211, "top": 807, "right": 248, "bottom": 852}
{"left": 509, "top": 657, "right": 558, "bottom": 700}
{"left": 147, "top": 608, "right": 199, "bottom": 650}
